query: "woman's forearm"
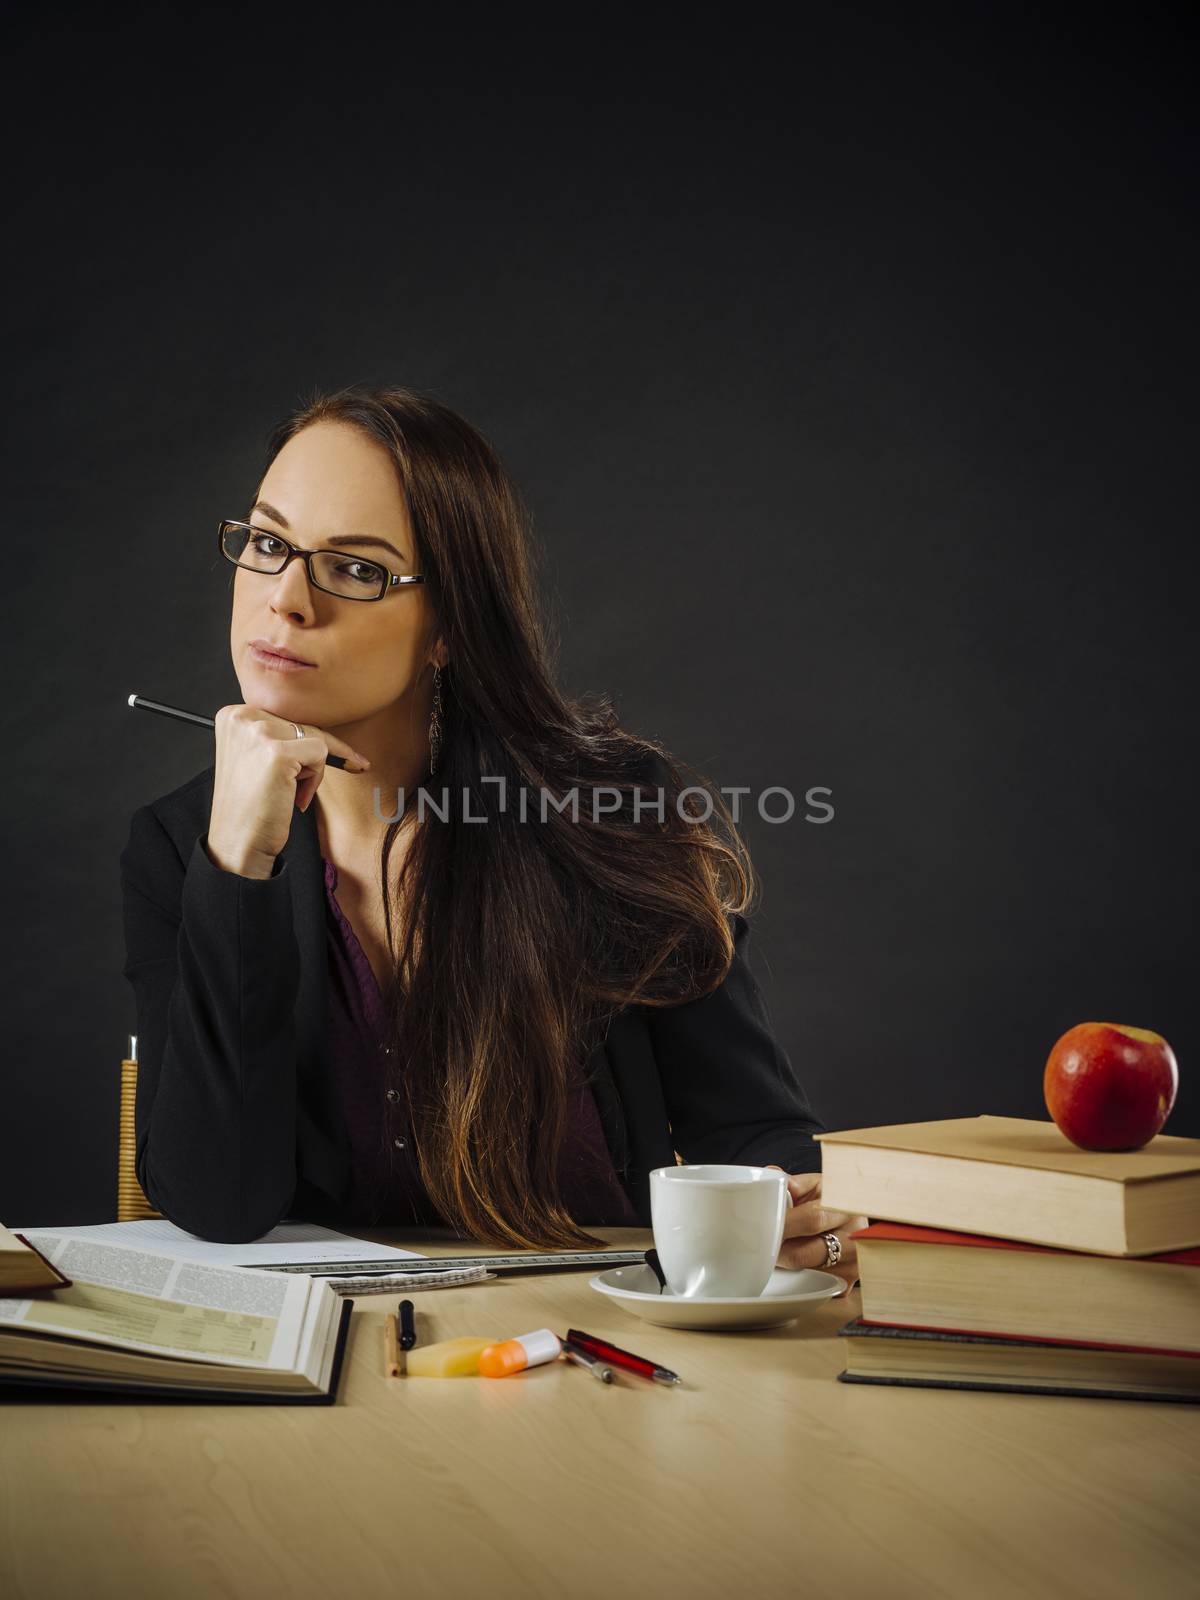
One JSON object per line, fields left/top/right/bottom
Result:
{"left": 122, "top": 811, "right": 303, "bottom": 1241}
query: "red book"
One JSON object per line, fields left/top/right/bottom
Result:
{"left": 848, "top": 1221, "right": 1200, "bottom": 1357}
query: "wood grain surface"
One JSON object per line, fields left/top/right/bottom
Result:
{"left": 2, "top": 1226, "right": 1196, "bottom": 1600}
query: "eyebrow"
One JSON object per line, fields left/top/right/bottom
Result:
{"left": 247, "top": 500, "right": 408, "bottom": 564}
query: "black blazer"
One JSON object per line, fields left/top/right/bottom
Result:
{"left": 119, "top": 764, "right": 826, "bottom": 1242}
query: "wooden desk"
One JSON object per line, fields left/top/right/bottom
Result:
{"left": 2, "top": 1226, "right": 1196, "bottom": 1600}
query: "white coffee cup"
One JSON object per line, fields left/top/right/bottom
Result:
{"left": 649, "top": 1163, "right": 789, "bottom": 1298}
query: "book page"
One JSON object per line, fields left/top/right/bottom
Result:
{"left": 0, "top": 1235, "right": 312, "bottom": 1370}
{"left": 17, "top": 1218, "right": 426, "bottom": 1268}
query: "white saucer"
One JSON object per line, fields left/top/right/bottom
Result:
{"left": 588, "top": 1261, "right": 849, "bottom": 1330}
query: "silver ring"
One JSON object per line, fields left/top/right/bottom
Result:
{"left": 291, "top": 722, "right": 305, "bottom": 739}
{"left": 820, "top": 1230, "right": 842, "bottom": 1269}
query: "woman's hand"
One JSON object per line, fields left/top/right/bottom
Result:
{"left": 765, "top": 1166, "right": 869, "bottom": 1294}
{"left": 207, "top": 703, "right": 371, "bottom": 879}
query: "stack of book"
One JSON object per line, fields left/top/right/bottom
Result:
{"left": 815, "top": 1115, "right": 1200, "bottom": 1404}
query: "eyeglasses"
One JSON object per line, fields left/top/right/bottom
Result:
{"left": 217, "top": 519, "right": 427, "bottom": 602}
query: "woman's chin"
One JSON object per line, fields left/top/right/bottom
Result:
{"left": 234, "top": 675, "right": 314, "bottom": 719}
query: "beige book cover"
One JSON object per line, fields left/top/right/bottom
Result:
{"left": 815, "top": 1115, "right": 1200, "bottom": 1255}
{"left": 816, "top": 1114, "right": 1200, "bottom": 1178}
{"left": 0, "top": 1223, "right": 71, "bottom": 1292}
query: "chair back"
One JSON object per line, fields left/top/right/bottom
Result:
{"left": 118, "top": 1036, "right": 161, "bottom": 1221}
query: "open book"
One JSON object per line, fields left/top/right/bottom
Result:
{"left": 0, "top": 1232, "right": 352, "bottom": 1402}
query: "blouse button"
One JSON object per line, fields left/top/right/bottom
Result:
{"left": 393, "top": 1136, "right": 407, "bottom": 1151}
{"left": 385, "top": 1088, "right": 400, "bottom": 1104}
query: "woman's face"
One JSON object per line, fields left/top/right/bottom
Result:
{"left": 230, "top": 420, "right": 442, "bottom": 732}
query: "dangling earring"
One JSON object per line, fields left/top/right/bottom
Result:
{"left": 428, "top": 662, "right": 443, "bottom": 776}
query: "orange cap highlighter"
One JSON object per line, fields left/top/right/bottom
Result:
{"left": 478, "top": 1328, "right": 562, "bottom": 1378}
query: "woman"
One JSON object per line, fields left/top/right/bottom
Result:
{"left": 119, "top": 383, "right": 866, "bottom": 1286}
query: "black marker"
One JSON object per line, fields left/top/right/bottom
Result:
{"left": 398, "top": 1298, "right": 417, "bottom": 1347}
{"left": 397, "top": 1299, "right": 417, "bottom": 1377}
{"left": 127, "top": 694, "right": 351, "bottom": 769}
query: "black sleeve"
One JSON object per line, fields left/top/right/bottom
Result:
{"left": 646, "top": 912, "right": 827, "bottom": 1172}
{"left": 118, "top": 803, "right": 303, "bottom": 1241}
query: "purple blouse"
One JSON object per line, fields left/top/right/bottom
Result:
{"left": 321, "top": 856, "right": 640, "bottom": 1229}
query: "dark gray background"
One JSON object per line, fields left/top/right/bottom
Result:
{"left": 3, "top": 6, "right": 1195, "bottom": 1225}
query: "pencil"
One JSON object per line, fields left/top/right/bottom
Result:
{"left": 383, "top": 1313, "right": 401, "bottom": 1377}
{"left": 127, "top": 694, "right": 351, "bottom": 769}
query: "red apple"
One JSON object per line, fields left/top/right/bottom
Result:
{"left": 1044, "top": 1022, "right": 1178, "bottom": 1150}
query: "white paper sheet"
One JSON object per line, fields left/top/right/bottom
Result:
{"left": 16, "top": 1218, "right": 426, "bottom": 1269}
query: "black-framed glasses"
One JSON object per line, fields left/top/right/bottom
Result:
{"left": 217, "top": 520, "right": 427, "bottom": 603}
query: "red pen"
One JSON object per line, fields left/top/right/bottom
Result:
{"left": 566, "top": 1328, "right": 681, "bottom": 1386}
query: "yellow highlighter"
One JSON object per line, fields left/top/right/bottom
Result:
{"left": 406, "top": 1337, "right": 497, "bottom": 1378}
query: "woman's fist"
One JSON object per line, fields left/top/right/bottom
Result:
{"left": 206, "top": 703, "right": 370, "bottom": 878}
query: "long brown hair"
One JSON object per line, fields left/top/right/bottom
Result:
{"left": 260, "top": 383, "right": 757, "bottom": 1248}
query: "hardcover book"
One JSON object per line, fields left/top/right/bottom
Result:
{"left": 817, "top": 1115, "right": 1200, "bottom": 1255}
